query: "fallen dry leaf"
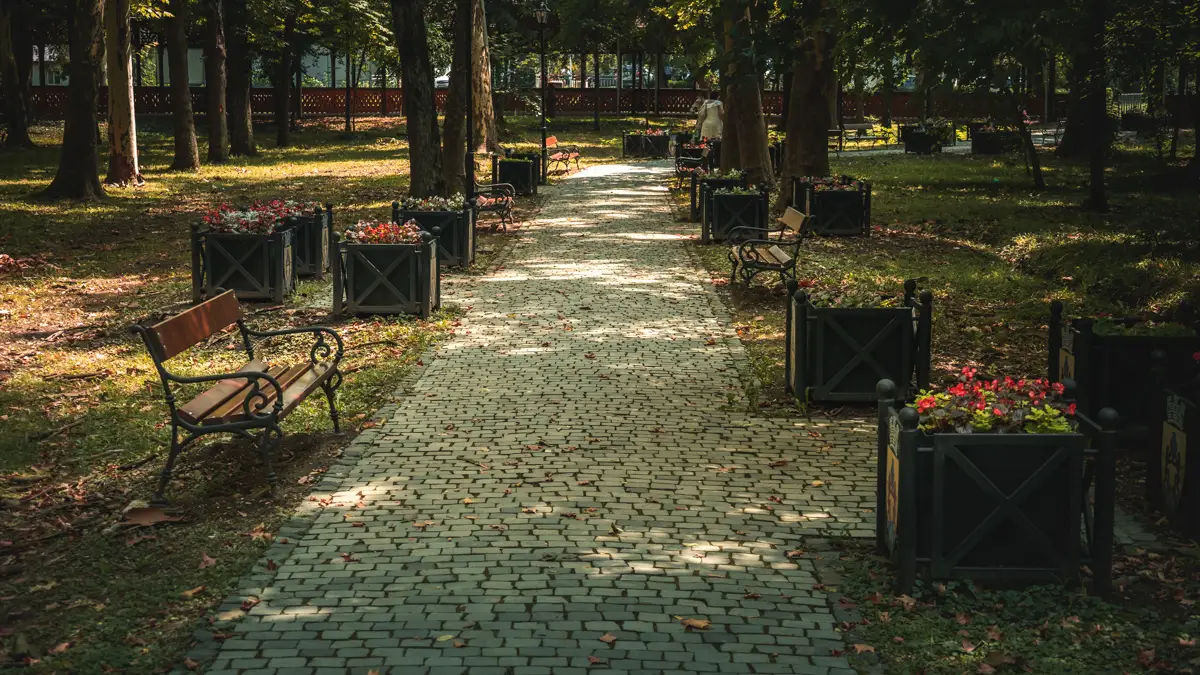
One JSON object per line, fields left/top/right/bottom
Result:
{"left": 961, "top": 639, "right": 977, "bottom": 653}
{"left": 768, "top": 460, "right": 788, "bottom": 468}
{"left": 199, "top": 552, "right": 217, "bottom": 569}
{"left": 436, "top": 634, "right": 457, "bottom": 642}
{"left": 49, "top": 642, "right": 70, "bottom": 654}
{"left": 681, "top": 618, "right": 712, "bottom": 630}
{"left": 853, "top": 644, "right": 875, "bottom": 654}
{"left": 180, "top": 585, "right": 206, "bottom": 599}
{"left": 121, "top": 507, "right": 182, "bottom": 528}
{"left": 183, "top": 657, "right": 201, "bottom": 671}
{"left": 587, "top": 655, "right": 606, "bottom": 664}
{"left": 240, "top": 597, "right": 260, "bottom": 611}
{"left": 599, "top": 632, "right": 617, "bottom": 644}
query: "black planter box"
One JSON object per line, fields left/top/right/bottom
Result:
{"left": 1149, "top": 386, "right": 1200, "bottom": 538}
{"left": 702, "top": 192, "right": 768, "bottom": 244}
{"left": 792, "top": 177, "right": 872, "bottom": 236}
{"left": 497, "top": 154, "right": 538, "bottom": 196}
{"left": 971, "top": 130, "right": 1020, "bottom": 154}
{"left": 1049, "top": 301, "right": 1200, "bottom": 446}
{"left": 903, "top": 131, "right": 943, "bottom": 154}
{"left": 284, "top": 207, "right": 331, "bottom": 278}
{"left": 191, "top": 226, "right": 296, "bottom": 303}
{"left": 876, "top": 385, "right": 1119, "bottom": 595}
{"left": 785, "top": 281, "right": 932, "bottom": 402}
{"left": 332, "top": 237, "right": 440, "bottom": 318}
{"left": 768, "top": 141, "right": 784, "bottom": 172}
{"left": 622, "top": 133, "right": 670, "bottom": 158}
{"left": 395, "top": 206, "right": 474, "bottom": 268}
{"left": 691, "top": 175, "right": 745, "bottom": 222}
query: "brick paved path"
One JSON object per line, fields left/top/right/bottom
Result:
{"left": 197, "top": 162, "right": 873, "bottom": 675}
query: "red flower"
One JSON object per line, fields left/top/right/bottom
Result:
{"left": 1066, "top": 403, "right": 1077, "bottom": 416}
{"left": 1193, "top": 351, "right": 1200, "bottom": 362}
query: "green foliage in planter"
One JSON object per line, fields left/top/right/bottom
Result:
{"left": 912, "top": 369, "right": 1074, "bottom": 435}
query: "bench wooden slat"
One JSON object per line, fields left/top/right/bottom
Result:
{"left": 546, "top": 135, "right": 559, "bottom": 147}
{"left": 767, "top": 245, "right": 792, "bottom": 265}
{"left": 778, "top": 207, "right": 808, "bottom": 235}
{"left": 177, "top": 359, "right": 268, "bottom": 424}
{"left": 280, "top": 362, "right": 335, "bottom": 418}
{"left": 149, "top": 290, "right": 242, "bottom": 361}
{"left": 201, "top": 363, "right": 309, "bottom": 425}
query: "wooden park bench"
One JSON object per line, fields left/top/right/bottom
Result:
{"left": 827, "top": 129, "right": 845, "bottom": 155}
{"left": 546, "top": 136, "right": 581, "bottom": 174}
{"left": 728, "top": 207, "right": 813, "bottom": 289}
{"left": 130, "top": 290, "right": 344, "bottom": 504}
{"left": 474, "top": 183, "right": 516, "bottom": 232}
{"left": 842, "top": 122, "right": 882, "bottom": 149}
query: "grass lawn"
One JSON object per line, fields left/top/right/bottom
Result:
{"left": 0, "top": 112, "right": 662, "bottom": 673}
{"left": 682, "top": 140, "right": 1200, "bottom": 408}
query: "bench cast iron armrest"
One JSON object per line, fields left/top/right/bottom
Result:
{"left": 476, "top": 183, "right": 516, "bottom": 198}
{"left": 734, "top": 237, "right": 804, "bottom": 264}
{"left": 243, "top": 325, "right": 345, "bottom": 368}
{"left": 163, "top": 368, "right": 287, "bottom": 422}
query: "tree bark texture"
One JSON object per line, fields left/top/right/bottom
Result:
{"left": 166, "top": 0, "right": 200, "bottom": 170}
{"left": 104, "top": 0, "right": 141, "bottom": 184}
{"left": 392, "top": 0, "right": 444, "bottom": 197}
{"left": 274, "top": 13, "right": 296, "bottom": 148}
{"left": 204, "top": 0, "right": 229, "bottom": 162}
{"left": 719, "top": 81, "right": 740, "bottom": 173}
{"left": 1058, "top": 57, "right": 1089, "bottom": 158}
{"left": 471, "top": 0, "right": 499, "bottom": 152}
{"left": 1084, "top": 0, "right": 1107, "bottom": 211}
{"left": 0, "top": 0, "right": 34, "bottom": 147}
{"left": 441, "top": 0, "right": 470, "bottom": 193}
{"left": 42, "top": 0, "right": 105, "bottom": 200}
{"left": 1006, "top": 86, "right": 1044, "bottom": 189}
{"left": 774, "top": 27, "right": 834, "bottom": 214}
{"left": 226, "top": 0, "right": 255, "bottom": 155}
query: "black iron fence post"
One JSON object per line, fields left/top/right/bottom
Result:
{"left": 1092, "top": 407, "right": 1119, "bottom": 598}
{"left": 876, "top": 379, "right": 897, "bottom": 556}
{"left": 896, "top": 406, "right": 920, "bottom": 595}
{"left": 190, "top": 224, "right": 204, "bottom": 304}
{"left": 331, "top": 233, "right": 343, "bottom": 318}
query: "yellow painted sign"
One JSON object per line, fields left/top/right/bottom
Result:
{"left": 885, "top": 413, "right": 900, "bottom": 551}
{"left": 1163, "top": 394, "right": 1188, "bottom": 515}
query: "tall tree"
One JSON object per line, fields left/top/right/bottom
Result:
{"left": 391, "top": 0, "right": 444, "bottom": 196}
{"left": 441, "top": 0, "right": 470, "bottom": 191}
{"left": 1083, "top": 0, "right": 1108, "bottom": 210}
{"left": 272, "top": 11, "right": 297, "bottom": 148}
{"left": 42, "top": 0, "right": 105, "bottom": 200}
{"left": 0, "top": 0, "right": 34, "bottom": 148}
{"left": 226, "top": 0, "right": 256, "bottom": 155}
{"left": 203, "top": 0, "right": 229, "bottom": 161}
{"left": 166, "top": 0, "right": 201, "bottom": 170}
{"left": 471, "top": 0, "right": 499, "bottom": 153}
{"left": 723, "top": 8, "right": 771, "bottom": 187}
{"left": 105, "top": 0, "right": 142, "bottom": 185}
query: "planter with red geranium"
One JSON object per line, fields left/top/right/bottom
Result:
{"left": 332, "top": 219, "right": 440, "bottom": 318}
{"left": 785, "top": 280, "right": 933, "bottom": 403}
{"left": 692, "top": 170, "right": 746, "bottom": 223}
{"left": 792, "top": 176, "right": 871, "bottom": 236}
{"left": 191, "top": 202, "right": 302, "bottom": 303}
{"left": 876, "top": 373, "right": 1119, "bottom": 596}
{"left": 1049, "top": 301, "right": 1200, "bottom": 447}
{"left": 622, "top": 129, "right": 670, "bottom": 158}
{"left": 393, "top": 195, "right": 474, "bottom": 268}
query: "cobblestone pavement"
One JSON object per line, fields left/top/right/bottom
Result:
{"left": 194, "top": 161, "right": 880, "bottom": 675}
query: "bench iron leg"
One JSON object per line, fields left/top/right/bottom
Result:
{"left": 321, "top": 370, "right": 343, "bottom": 433}
{"left": 151, "top": 422, "right": 184, "bottom": 506}
{"left": 257, "top": 425, "right": 282, "bottom": 498}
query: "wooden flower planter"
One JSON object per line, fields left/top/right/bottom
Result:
{"left": 394, "top": 205, "right": 474, "bottom": 268}
{"left": 1049, "top": 301, "right": 1200, "bottom": 446}
{"left": 190, "top": 225, "right": 296, "bottom": 303}
{"left": 876, "top": 383, "right": 1119, "bottom": 595}
{"left": 792, "top": 177, "right": 872, "bottom": 236}
{"left": 331, "top": 234, "right": 440, "bottom": 318}
{"left": 903, "top": 131, "right": 943, "bottom": 154}
{"left": 702, "top": 192, "right": 768, "bottom": 244}
{"left": 785, "top": 281, "right": 932, "bottom": 402}
{"left": 622, "top": 132, "right": 670, "bottom": 158}
{"left": 496, "top": 154, "right": 538, "bottom": 196}
{"left": 691, "top": 175, "right": 745, "bottom": 223}
{"left": 1148, "top": 385, "right": 1200, "bottom": 538}
{"left": 971, "top": 130, "right": 1020, "bottom": 154}
{"left": 284, "top": 205, "right": 332, "bottom": 278}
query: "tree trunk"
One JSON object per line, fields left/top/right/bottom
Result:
{"left": 471, "top": 0, "right": 498, "bottom": 153}
{"left": 719, "top": 81, "right": 740, "bottom": 173}
{"left": 392, "top": 0, "right": 444, "bottom": 196}
{"left": 1170, "top": 58, "right": 1187, "bottom": 160}
{"left": 0, "top": 0, "right": 34, "bottom": 147}
{"left": 1083, "top": 0, "right": 1107, "bottom": 211}
{"left": 881, "top": 66, "right": 894, "bottom": 127}
{"left": 441, "top": 0, "right": 470, "bottom": 192}
{"left": 726, "top": 17, "right": 772, "bottom": 188}
{"left": 274, "top": 14, "right": 296, "bottom": 148}
{"left": 166, "top": 0, "right": 200, "bottom": 170}
{"left": 1006, "top": 86, "right": 1044, "bottom": 189}
{"left": 226, "top": 0, "right": 255, "bottom": 156}
{"left": 773, "top": 28, "right": 834, "bottom": 214}
{"left": 204, "top": 0, "right": 229, "bottom": 162}
{"left": 592, "top": 50, "right": 600, "bottom": 131}
{"left": 344, "top": 51, "right": 353, "bottom": 132}
{"left": 777, "top": 53, "right": 791, "bottom": 132}
{"left": 1058, "top": 56, "right": 1089, "bottom": 158}
{"left": 42, "top": 0, "right": 105, "bottom": 200}
{"left": 104, "top": 0, "right": 141, "bottom": 184}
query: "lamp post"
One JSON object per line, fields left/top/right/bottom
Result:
{"left": 535, "top": 0, "right": 549, "bottom": 184}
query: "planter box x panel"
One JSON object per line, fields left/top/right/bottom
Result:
{"left": 398, "top": 208, "right": 474, "bottom": 268}
{"left": 286, "top": 208, "right": 331, "bottom": 278}
{"left": 704, "top": 193, "right": 767, "bottom": 244}
{"left": 691, "top": 176, "right": 743, "bottom": 222}
{"left": 792, "top": 179, "right": 872, "bottom": 236}
{"left": 341, "top": 242, "right": 440, "bottom": 318}
{"left": 622, "top": 133, "right": 670, "bottom": 158}
{"left": 193, "top": 228, "right": 296, "bottom": 303}
{"left": 971, "top": 131, "right": 1020, "bottom": 154}
{"left": 496, "top": 154, "right": 538, "bottom": 196}
{"left": 903, "top": 132, "right": 942, "bottom": 154}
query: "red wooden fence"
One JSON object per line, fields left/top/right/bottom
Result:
{"left": 27, "top": 86, "right": 1195, "bottom": 124}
